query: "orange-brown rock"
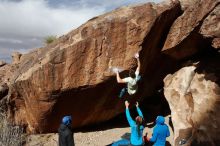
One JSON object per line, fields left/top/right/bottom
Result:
{"left": 200, "top": 4, "right": 220, "bottom": 49}
{"left": 200, "top": 4, "right": 220, "bottom": 38}
{"left": 162, "top": 0, "right": 220, "bottom": 59}
{"left": 212, "top": 38, "right": 220, "bottom": 49}
{"left": 164, "top": 54, "right": 220, "bottom": 146}
{"left": 179, "top": 0, "right": 199, "bottom": 10}
{"left": 7, "top": 1, "right": 182, "bottom": 133}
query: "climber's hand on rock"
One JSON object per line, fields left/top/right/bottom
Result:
{"left": 113, "top": 68, "right": 119, "bottom": 74}
{"left": 135, "top": 52, "right": 139, "bottom": 58}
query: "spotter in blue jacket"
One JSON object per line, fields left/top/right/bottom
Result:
{"left": 150, "top": 116, "right": 170, "bottom": 146}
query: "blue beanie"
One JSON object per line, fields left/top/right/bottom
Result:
{"left": 62, "top": 116, "right": 72, "bottom": 125}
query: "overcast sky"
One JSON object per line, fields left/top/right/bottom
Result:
{"left": 0, "top": 0, "right": 163, "bottom": 62}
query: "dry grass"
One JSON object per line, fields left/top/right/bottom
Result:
{"left": 0, "top": 109, "right": 25, "bottom": 146}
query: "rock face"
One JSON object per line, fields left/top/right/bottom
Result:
{"left": 179, "top": 0, "right": 199, "bottom": 10}
{"left": 162, "top": 0, "right": 220, "bottom": 59}
{"left": 200, "top": 4, "right": 220, "bottom": 49}
{"left": 162, "top": 3, "right": 220, "bottom": 145}
{"left": 0, "top": 83, "right": 8, "bottom": 100}
{"left": 164, "top": 53, "right": 220, "bottom": 146}
{"left": 0, "top": 63, "right": 16, "bottom": 85}
{"left": 7, "top": 1, "right": 182, "bottom": 133}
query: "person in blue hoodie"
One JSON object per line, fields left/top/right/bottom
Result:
{"left": 145, "top": 116, "right": 170, "bottom": 146}
{"left": 112, "top": 101, "right": 144, "bottom": 146}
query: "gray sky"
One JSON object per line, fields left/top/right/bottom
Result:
{"left": 0, "top": 0, "right": 163, "bottom": 62}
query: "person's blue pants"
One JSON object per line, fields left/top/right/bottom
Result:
{"left": 119, "top": 88, "right": 127, "bottom": 98}
{"left": 111, "top": 139, "right": 130, "bottom": 146}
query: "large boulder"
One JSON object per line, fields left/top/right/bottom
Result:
{"left": 8, "top": 1, "right": 182, "bottom": 133}
{"left": 162, "top": 0, "right": 220, "bottom": 59}
{"left": 164, "top": 53, "right": 220, "bottom": 146}
{"left": 200, "top": 4, "right": 220, "bottom": 49}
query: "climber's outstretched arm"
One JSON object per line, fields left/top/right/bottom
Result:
{"left": 116, "top": 71, "right": 126, "bottom": 83}
{"left": 135, "top": 55, "right": 141, "bottom": 75}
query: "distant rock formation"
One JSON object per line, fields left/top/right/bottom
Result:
{"left": 0, "top": 3, "right": 219, "bottom": 146}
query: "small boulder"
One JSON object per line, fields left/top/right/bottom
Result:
{"left": 12, "top": 52, "right": 22, "bottom": 64}
{"left": 0, "top": 60, "right": 6, "bottom": 67}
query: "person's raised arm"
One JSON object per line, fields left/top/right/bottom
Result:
{"left": 135, "top": 53, "right": 140, "bottom": 75}
{"left": 116, "top": 71, "right": 126, "bottom": 83}
{"left": 125, "top": 101, "right": 135, "bottom": 127}
{"left": 136, "top": 102, "right": 144, "bottom": 118}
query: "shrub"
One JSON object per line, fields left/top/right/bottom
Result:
{"left": 0, "top": 110, "right": 25, "bottom": 146}
{"left": 44, "top": 35, "right": 57, "bottom": 45}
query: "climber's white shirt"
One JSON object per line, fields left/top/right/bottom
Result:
{"left": 122, "top": 71, "right": 139, "bottom": 95}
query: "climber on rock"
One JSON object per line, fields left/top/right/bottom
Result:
{"left": 116, "top": 52, "right": 141, "bottom": 98}
{"left": 144, "top": 116, "right": 170, "bottom": 146}
{"left": 112, "top": 101, "right": 145, "bottom": 146}
{"left": 58, "top": 116, "right": 75, "bottom": 146}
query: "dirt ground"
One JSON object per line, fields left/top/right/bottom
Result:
{"left": 25, "top": 116, "right": 173, "bottom": 146}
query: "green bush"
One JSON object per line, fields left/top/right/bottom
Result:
{"left": 44, "top": 35, "right": 57, "bottom": 45}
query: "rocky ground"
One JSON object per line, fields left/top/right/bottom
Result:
{"left": 25, "top": 116, "right": 174, "bottom": 146}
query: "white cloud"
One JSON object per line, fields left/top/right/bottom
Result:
{"left": 0, "top": 0, "right": 106, "bottom": 62}
{"left": 0, "top": 38, "right": 23, "bottom": 44}
{"left": 0, "top": 0, "right": 106, "bottom": 37}
{"left": 0, "top": 0, "right": 164, "bottom": 62}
